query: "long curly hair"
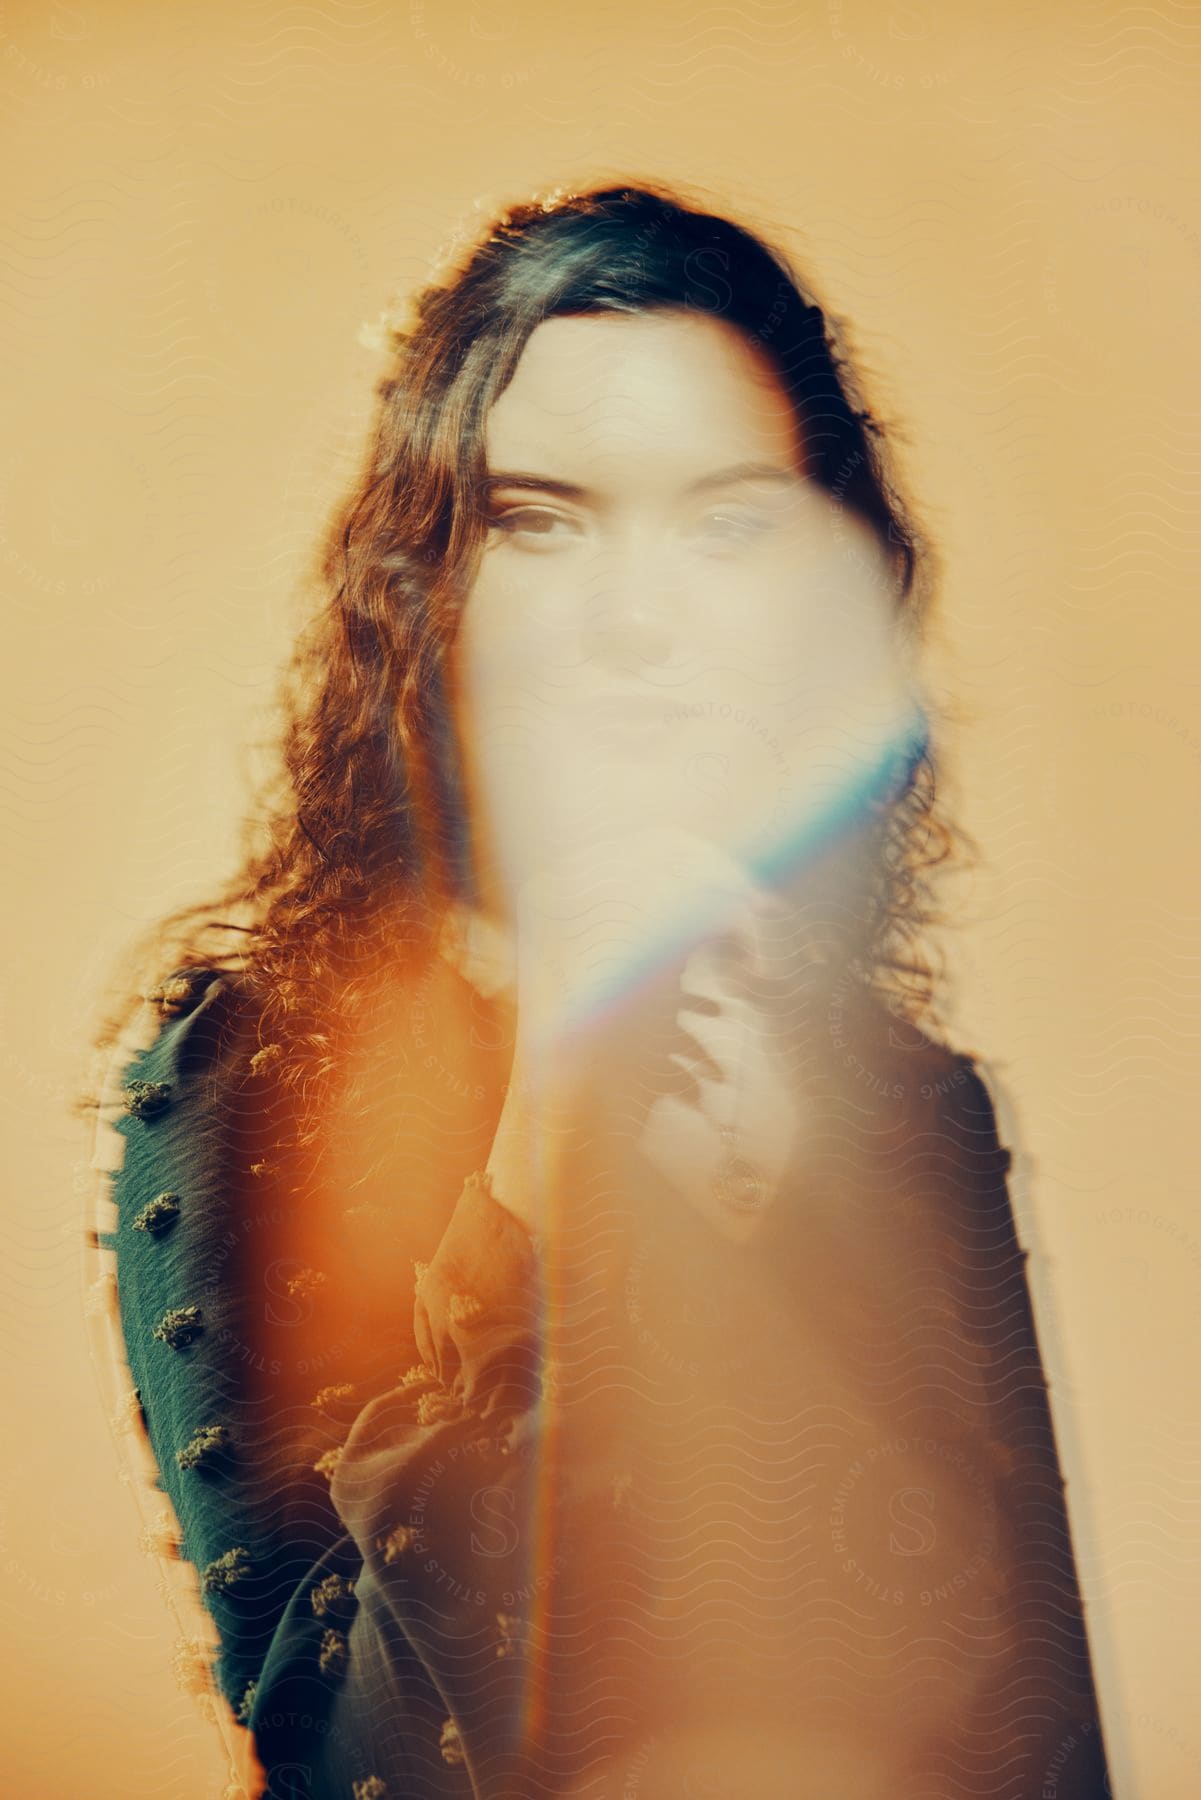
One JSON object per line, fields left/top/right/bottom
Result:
{"left": 75, "top": 177, "right": 977, "bottom": 1153}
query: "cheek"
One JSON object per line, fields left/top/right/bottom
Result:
{"left": 454, "top": 556, "right": 575, "bottom": 691}
{"left": 771, "top": 523, "right": 904, "bottom": 667}
{"left": 450, "top": 573, "right": 573, "bottom": 807}
{"left": 705, "top": 562, "right": 883, "bottom": 690}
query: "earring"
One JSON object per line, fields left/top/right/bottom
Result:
{"left": 711, "top": 1124, "right": 770, "bottom": 1215}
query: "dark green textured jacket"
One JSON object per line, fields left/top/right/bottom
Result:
{"left": 86, "top": 965, "right": 543, "bottom": 1799}
{"left": 85, "top": 964, "right": 1112, "bottom": 1800}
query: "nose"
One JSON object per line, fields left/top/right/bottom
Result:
{"left": 580, "top": 543, "right": 678, "bottom": 671}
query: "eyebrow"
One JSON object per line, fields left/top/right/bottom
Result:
{"left": 480, "top": 460, "right": 806, "bottom": 500}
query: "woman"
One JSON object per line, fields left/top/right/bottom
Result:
{"left": 80, "top": 181, "right": 1110, "bottom": 1799}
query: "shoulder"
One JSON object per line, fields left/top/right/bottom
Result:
{"left": 98, "top": 960, "right": 259, "bottom": 1265}
{"left": 847, "top": 984, "right": 1015, "bottom": 1175}
{"left": 118, "top": 961, "right": 273, "bottom": 1134}
{"left": 914, "top": 1036, "right": 1012, "bottom": 1163}
{"left": 91, "top": 963, "right": 266, "bottom": 1262}
{"left": 844, "top": 984, "right": 1005, "bottom": 1126}
{"left": 123, "top": 964, "right": 258, "bottom": 1095}
{"left": 84, "top": 963, "right": 327, "bottom": 1722}
{"left": 896, "top": 1031, "right": 1017, "bottom": 1216}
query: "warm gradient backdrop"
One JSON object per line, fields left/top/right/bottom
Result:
{"left": 4, "top": 2, "right": 1198, "bottom": 1795}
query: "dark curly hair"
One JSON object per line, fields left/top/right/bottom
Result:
{"left": 75, "top": 176, "right": 976, "bottom": 1153}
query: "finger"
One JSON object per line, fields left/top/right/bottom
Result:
{"left": 672, "top": 1008, "right": 758, "bottom": 1101}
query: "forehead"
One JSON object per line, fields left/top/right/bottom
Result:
{"left": 483, "top": 308, "right": 808, "bottom": 483}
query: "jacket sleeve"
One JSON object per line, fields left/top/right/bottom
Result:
{"left": 84, "top": 969, "right": 279, "bottom": 1794}
{"left": 87, "top": 968, "right": 435, "bottom": 1798}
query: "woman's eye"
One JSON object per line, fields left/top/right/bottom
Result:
{"left": 483, "top": 503, "right": 781, "bottom": 555}
{"left": 485, "top": 506, "right": 580, "bottom": 548}
{"left": 692, "top": 509, "right": 776, "bottom": 551}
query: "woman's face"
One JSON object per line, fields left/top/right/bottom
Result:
{"left": 449, "top": 307, "right": 915, "bottom": 924}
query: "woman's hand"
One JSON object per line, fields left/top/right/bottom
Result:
{"left": 634, "top": 899, "right": 809, "bottom": 1243}
{"left": 485, "top": 826, "right": 809, "bottom": 1241}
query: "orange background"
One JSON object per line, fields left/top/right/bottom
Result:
{"left": 4, "top": 2, "right": 1198, "bottom": 1795}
